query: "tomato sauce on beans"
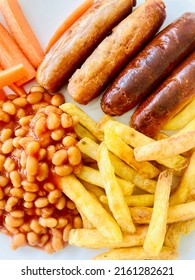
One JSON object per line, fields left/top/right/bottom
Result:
{"left": 0, "top": 86, "right": 83, "bottom": 253}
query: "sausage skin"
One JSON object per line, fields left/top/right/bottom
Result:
{"left": 101, "top": 12, "right": 195, "bottom": 116}
{"left": 130, "top": 51, "right": 195, "bottom": 137}
{"left": 68, "top": 0, "right": 166, "bottom": 104}
{"left": 36, "top": 0, "right": 135, "bottom": 92}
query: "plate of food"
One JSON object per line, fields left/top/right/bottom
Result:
{"left": 0, "top": 0, "right": 195, "bottom": 260}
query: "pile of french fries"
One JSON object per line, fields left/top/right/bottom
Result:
{"left": 58, "top": 100, "right": 195, "bottom": 260}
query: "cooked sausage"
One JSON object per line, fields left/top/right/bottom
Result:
{"left": 68, "top": 0, "right": 166, "bottom": 104}
{"left": 130, "top": 51, "right": 195, "bottom": 137}
{"left": 36, "top": 0, "right": 136, "bottom": 92}
{"left": 101, "top": 12, "right": 195, "bottom": 116}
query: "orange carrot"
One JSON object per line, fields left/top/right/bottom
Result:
{"left": 0, "top": 0, "right": 44, "bottom": 68}
{"left": 0, "top": 64, "right": 27, "bottom": 89}
{"left": 0, "top": 23, "right": 36, "bottom": 85}
{"left": 0, "top": 88, "right": 7, "bottom": 101}
{"left": 45, "top": 0, "right": 94, "bottom": 53}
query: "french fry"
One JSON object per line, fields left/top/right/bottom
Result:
{"left": 76, "top": 205, "right": 95, "bottom": 229}
{"left": 97, "top": 142, "right": 135, "bottom": 233}
{"left": 143, "top": 170, "right": 172, "bottom": 256}
{"left": 101, "top": 119, "right": 188, "bottom": 171}
{"left": 100, "top": 194, "right": 154, "bottom": 207}
{"left": 93, "top": 246, "right": 178, "bottom": 260}
{"left": 163, "top": 99, "right": 195, "bottom": 130}
{"left": 69, "top": 226, "right": 148, "bottom": 249}
{"left": 79, "top": 179, "right": 106, "bottom": 201}
{"left": 134, "top": 131, "right": 195, "bottom": 162}
{"left": 131, "top": 201, "right": 195, "bottom": 224}
{"left": 104, "top": 128, "right": 160, "bottom": 179}
{"left": 170, "top": 151, "right": 195, "bottom": 205}
{"left": 60, "top": 103, "right": 104, "bottom": 141}
{"left": 76, "top": 165, "right": 134, "bottom": 195}
{"left": 74, "top": 123, "right": 98, "bottom": 142}
{"left": 77, "top": 137, "right": 157, "bottom": 193}
{"left": 173, "top": 118, "right": 195, "bottom": 136}
{"left": 61, "top": 175, "right": 122, "bottom": 242}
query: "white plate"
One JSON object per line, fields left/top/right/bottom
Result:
{"left": 0, "top": 0, "right": 195, "bottom": 260}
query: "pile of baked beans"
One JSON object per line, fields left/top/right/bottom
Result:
{"left": 0, "top": 86, "right": 83, "bottom": 254}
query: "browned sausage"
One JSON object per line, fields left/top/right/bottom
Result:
{"left": 68, "top": 0, "right": 166, "bottom": 104}
{"left": 130, "top": 51, "right": 195, "bottom": 137}
{"left": 36, "top": 0, "right": 136, "bottom": 92}
{"left": 101, "top": 12, "right": 195, "bottom": 116}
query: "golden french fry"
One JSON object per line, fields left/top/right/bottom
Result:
{"left": 79, "top": 179, "right": 106, "bottom": 200}
{"left": 131, "top": 201, "right": 195, "bottom": 224}
{"left": 143, "top": 170, "right": 172, "bottom": 256}
{"left": 77, "top": 137, "right": 157, "bottom": 193}
{"left": 74, "top": 123, "right": 98, "bottom": 142}
{"left": 165, "top": 219, "right": 195, "bottom": 249}
{"left": 170, "top": 151, "right": 195, "bottom": 205}
{"left": 163, "top": 99, "right": 195, "bottom": 130}
{"left": 76, "top": 205, "right": 95, "bottom": 229}
{"left": 60, "top": 103, "right": 104, "bottom": 141}
{"left": 101, "top": 120, "right": 188, "bottom": 172}
{"left": 76, "top": 165, "right": 134, "bottom": 195}
{"left": 61, "top": 175, "right": 122, "bottom": 242}
{"left": 173, "top": 118, "right": 195, "bottom": 136}
{"left": 104, "top": 128, "right": 160, "bottom": 179}
{"left": 97, "top": 142, "right": 135, "bottom": 233}
{"left": 134, "top": 131, "right": 195, "bottom": 162}
{"left": 69, "top": 226, "right": 148, "bottom": 249}
{"left": 100, "top": 194, "right": 154, "bottom": 207}
{"left": 93, "top": 246, "right": 178, "bottom": 260}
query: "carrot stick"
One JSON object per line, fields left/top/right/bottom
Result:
{"left": 0, "top": 23, "right": 36, "bottom": 85}
{"left": 45, "top": 0, "right": 94, "bottom": 53}
{"left": 8, "top": 83, "right": 27, "bottom": 96}
{"left": 0, "top": 0, "right": 44, "bottom": 68}
{"left": 0, "top": 88, "right": 7, "bottom": 101}
{"left": 0, "top": 64, "right": 27, "bottom": 89}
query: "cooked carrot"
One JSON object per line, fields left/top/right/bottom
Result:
{"left": 0, "top": 88, "right": 7, "bottom": 101}
{"left": 0, "top": 64, "right": 27, "bottom": 89}
{"left": 0, "top": 23, "right": 36, "bottom": 85}
{"left": 8, "top": 83, "right": 27, "bottom": 96}
{"left": 0, "top": 0, "right": 44, "bottom": 68}
{"left": 45, "top": 0, "right": 94, "bottom": 53}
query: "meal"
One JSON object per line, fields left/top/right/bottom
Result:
{"left": 0, "top": 0, "right": 195, "bottom": 260}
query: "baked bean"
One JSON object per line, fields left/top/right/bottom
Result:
{"left": 0, "top": 188, "right": 4, "bottom": 200}
{"left": 5, "top": 224, "right": 19, "bottom": 235}
{"left": 44, "top": 105, "right": 62, "bottom": 115}
{"left": 38, "top": 148, "right": 47, "bottom": 161}
{"left": 39, "top": 234, "right": 49, "bottom": 247}
{"left": 52, "top": 149, "right": 68, "bottom": 166}
{"left": 19, "top": 222, "right": 31, "bottom": 233}
{"left": 4, "top": 158, "right": 16, "bottom": 172}
{"left": 34, "top": 116, "right": 47, "bottom": 137}
{"left": 23, "top": 192, "right": 37, "bottom": 202}
{"left": 35, "top": 208, "right": 42, "bottom": 216}
{"left": 1, "top": 128, "right": 13, "bottom": 141}
{"left": 5, "top": 215, "right": 24, "bottom": 227}
{"left": 13, "top": 136, "right": 22, "bottom": 149}
{"left": 0, "top": 199, "right": 6, "bottom": 210}
{"left": 10, "top": 188, "right": 24, "bottom": 198}
{"left": 48, "top": 189, "right": 62, "bottom": 204}
{"left": 27, "top": 231, "right": 39, "bottom": 246}
{"left": 15, "top": 128, "right": 28, "bottom": 137}
{"left": 1, "top": 138, "right": 14, "bottom": 154}
{"left": 0, "top": 155, "right": 6, "bottom": 171}
{"left": 73, "top": 162, "right": 83, "bottom": 175}
{"left": 62, "top": 135, "right": 77, "bottom": 147}
{"left": 30, "top": 219, "right": 46, "bottom": 234}
{"left": 26, "top": 156, "right": 39, "bottom": 176}
{"left": 44, "top": 241, "right": 54, "bottom": 254}
{"left": 10, "top": 170, "right": 22, "bottom": 188}
{"left": 27, "top": 174, "right": 36, "bottom": 183}
{"left": 47, "top": 112, "right": 61, "bottom": 130}
{"left": 51, "top": 231, "right": 63, "bottom": 252}
{"left": 61, "top": 113, "right": 73, "bottom": 128}
{"left": 11, "top": 233, "right": 27, "bottom": 250}
{"left": 25, "top": 141, "right": 40, "bottom": 156}
{"left": 73, "top": 216, "right": 83, "bottom": 229}
{"left": 27, "top": 91, "right": 43, "bottom": 104}
{"left": 15, "top": 108, "right": 26, "bottom": 119}
{"left": 10, "top": 210, "right": 24, "bottom": 218}
{"left": 43, "top": 182, "right": 55, "bottom": 192}
{"left": 30, "top": 85, "right": 45, "bottom": 93}
{"left": 51, "top": 94, "right": 65, "bottom": 107}
{"left": 32, "top": 102, "right": 48, "bottom": 111}
{"left": 5, "top": 197, "right": 19, "bottom": 212}
{"left": 13, "top": 97, "right": 28, "bottom": 107}
{"left": 23, "top": 201, "right": 34, "bottom": 209}
{"left": 36, "top": 162, "right": 49, "bottom": 181}
{"left": 2, "top": 101, "right": 16, "bottom": 115}
{"left": 47, "top": 145, "right": 56, "bottom": 160}
{"left": 41, "top": 207, "right": 54, "bottom": 219}
{"left": 55, "top": 196, "right": 66, "bottom": 210}
{"left": 0, "top": 175, "right": 9, "bottom": 187}
{"left": 54, "top": 165, "right": 73, "bottom": 176}
{"left": 43, "top": 92, "right": 52, "bottom": 103}
{"left": 63, "top": 223, "right": 72, "bottom": 242}
{"left": 19, "top": 115, "right": 33, "bottom": 127}
{"left": 22, "top": 181, "right": 39, "bottom": 192}
{"left": 0, "top": 109, "right": 10, "bottom": 123}
{"left": 56, "top": 217, "right": 68, "bottom": 229}
{"left": 67, "top": 146, "right": 82, "bottom": 166}
{"left": 67, "top": 200, "right": 76, "bottom": 210}
{"left": 51, "top": 128, "right": 65, "bottom": 141}
{"left": 34, "top": 197, "right": 49, "bottom": 208}
{"left": 39, "top": 217, "right": 57, "bottom": 228}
